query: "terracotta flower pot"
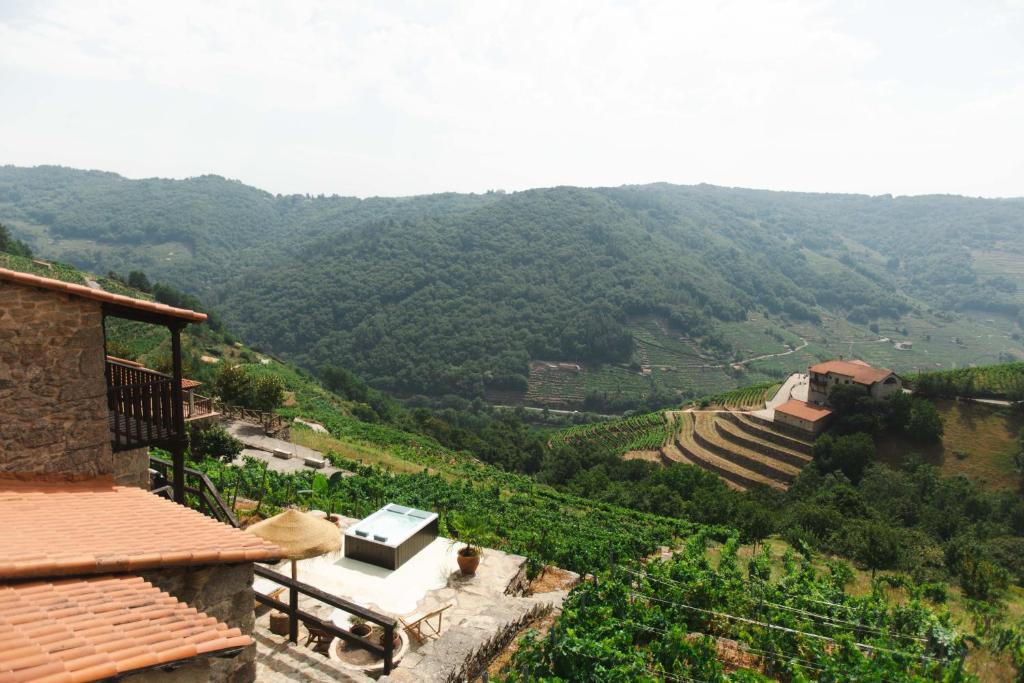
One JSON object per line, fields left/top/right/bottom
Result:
{"left": 351, "top": 623, "right": 372, "bottom": 638}
{"left": 457, "top": 548, "right": 480, "bottom": 575}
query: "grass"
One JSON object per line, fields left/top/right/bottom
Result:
{"left": 290, "top": 427, "right": 439, "bottom": 476}
{"left": 876, "top": 399, "right": 1023, "bottom": 491}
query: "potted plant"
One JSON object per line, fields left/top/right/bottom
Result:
{"left": 378, "top": 626, "right": 401, "bottom": 649}
{"left": 450, "top": 512, "right": 491, "bottom": 576}
{"left": 349, "top": 615, "right": 372, "bottom": 638}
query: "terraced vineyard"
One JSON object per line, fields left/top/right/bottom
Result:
{"left": 700, "top": 381, "right": 781, "bottom": 409}
{"left": 557, "top": 412, "right": 671, "bottom": 454}
{"left": 659, "top": 410, "right": 814, "bottom": 491}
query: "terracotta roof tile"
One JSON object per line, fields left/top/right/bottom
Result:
{"left": 0, "top": 477, "right": 281, "bottom": 580}
{"left": 809, "top": 359, "right": 894, "bottom": 385}
{"left": 0, "top": 576, "right": 250, "bottom": 683}
{"left": 0, "top": 267, "right": 206, "bottom": 323}
{"left": 775, "top": 399, "right": 833, "bottom": 422}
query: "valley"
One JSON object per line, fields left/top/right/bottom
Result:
{"left": 4, "top": 167, "right": 1024, "bottom": 412}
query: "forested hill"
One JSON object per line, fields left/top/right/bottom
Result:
{"left": 3, "top": 165, "right": 1024, "bottom": 403}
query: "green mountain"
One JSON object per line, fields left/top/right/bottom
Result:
{"left": 3, "top": 165, "right": 1023, "bottom": 408}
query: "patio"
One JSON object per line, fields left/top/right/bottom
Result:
{"left": 252, "top": 514, "right": 575, "bottom": 682}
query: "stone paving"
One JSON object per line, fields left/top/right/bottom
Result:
{"left": 223, "top": 419, "right": 344, "bottom": 477}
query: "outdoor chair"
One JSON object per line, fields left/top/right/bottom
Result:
{"left": 304, "top": 623, "right": 335, "bottom": 649}
{"left": 400, "top": 602, "right": 453, "bottom": 644}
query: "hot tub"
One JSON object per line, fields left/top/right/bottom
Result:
{"left": 344, "top": 504, "right": 439, "bottom": 570}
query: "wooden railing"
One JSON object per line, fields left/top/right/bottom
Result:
{"left": 149, "top": 455, "right": 239, "bottom": 528}
{"left": 150, "top": 455, "right": 395, "bottom": 671}
{"left": 107, "top": 359, "right": 179, "bottom": 451}
{"left": 185, "top": 393, "right": 215, "bottom": 419}
{"left": 253, "top": 565, "right": 397, "bottom": 675}
{"left": 214, "top": 400, "right": 285, "bottom": 434}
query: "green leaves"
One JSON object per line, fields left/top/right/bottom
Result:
{"left": 506, "top": 548, "right": 971, "bottom": 681}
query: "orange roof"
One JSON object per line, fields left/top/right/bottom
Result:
{"left": 181, "top": 378, "right": 202, "bottom": 390}
{"left": 809, "top": 359, "right": 893, "bottom": 385}
{"left": 0, "top": 477, "right": 281, "bottom": 580}
{"left": 775, "top": 399, "right": 833, "bottom": 422}
{"left": 0, "top": 268, "right": 206, "bottom": 323}
{"left": 0, "top": 575, "right": 250, "bottom": 683}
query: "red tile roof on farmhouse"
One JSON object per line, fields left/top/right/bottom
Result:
{"left": 0, "top": 575, "right": 250, "bottom": 683}
{"left": 0, "top": 477, "right": 281, "bottom": 580}
{"left": 776, "top": 399, "right": 833, "bottom": 422}
{"left": 0, "top": 267, "right": 206, "bottom": 323}
{"left": 809, "top": 359, "right": 893, "bottom": 385}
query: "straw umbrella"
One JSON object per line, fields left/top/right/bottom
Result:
{"left": 247, "top": 509, "right": 342, "bottom": 642}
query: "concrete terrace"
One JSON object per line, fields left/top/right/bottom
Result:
{"left": 225, "top": 418, "right": 344, "bottom": 476}
{"left": 252, "top": 516, "right": 574, "bottom": 682}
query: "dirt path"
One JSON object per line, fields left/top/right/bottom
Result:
{"left": 674, "top": 337, "right": 809, "bottom": 370}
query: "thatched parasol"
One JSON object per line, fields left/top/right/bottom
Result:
{"left": 247, "top": 508, "right": 341, "bottom": 581}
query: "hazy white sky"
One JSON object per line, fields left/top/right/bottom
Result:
{"left": 1, "top": 0, "right": 1022, "bottom": 198}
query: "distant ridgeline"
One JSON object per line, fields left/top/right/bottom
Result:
{"left": 3, "top": 165, "right": 1024, "bottom": 400}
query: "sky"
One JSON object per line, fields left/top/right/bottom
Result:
{"left": 1, "top": 0, "right": 1022, "bottom": 198}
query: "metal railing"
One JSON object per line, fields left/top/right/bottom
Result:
{"left": 253, "top": 564, "right": 397, "bottom": 675}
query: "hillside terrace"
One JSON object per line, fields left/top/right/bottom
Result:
{"left": 0, "top": 265, "right": 575, "bottom": 682}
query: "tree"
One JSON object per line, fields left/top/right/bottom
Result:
{"left": 213, "top": 363, "right": 251, "bottom": 405}
{"left": 250, "top": 374, "right": 285, "bottom": 412}
{"left": 906, "top": 398, "right": 944, "bottom": 442}
{"left": 1015, "top": 428, "right": 1024, "bottom": 476}
{"left": 0, "top": 223, "right": 32, "bottom": 257}
{"left": 126, "top": 270, "right": 152, "bottom": 292}
{"left": 812, "top": 433, "right": 875, "bottom": 483}
{"left": 189, "top": 424, "right": 242, "bottom": 463}
{"left": 847, "top": 520, "right": 901, "bottom": 577}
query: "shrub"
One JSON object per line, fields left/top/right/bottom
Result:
{"left": 190, "top": 424, "right": 242, "bottom": 463}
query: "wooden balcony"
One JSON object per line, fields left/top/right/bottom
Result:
{"left": 106, "top": 359, "right": 182, "bottom": 452}
{"left": 184, "top": 391, "right": 217, "bottom": 421}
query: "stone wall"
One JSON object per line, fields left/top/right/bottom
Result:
{"left": 141, "top": 563, "right": 257, "bottom": 683}
{"left": 0, "top": 282, "right": 112, "bottom": 477}
{"left": 113, "top": 446, "right": 152, "bottom": 489}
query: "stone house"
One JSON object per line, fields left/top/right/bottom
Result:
{"left": 0, "top": 267, "right": 282, "bottom": 682}
{"left": 807, "top": 359, "right": 902, "bottom": 406}
{"left": 773, "top": 399, "right": 833, "bottom": 436}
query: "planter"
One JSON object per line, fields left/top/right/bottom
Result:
{"left": 330, "top": 626, "right": 409, "bottom": 675}
{"left": 457, "top": 548, "right": 480, "bottom": 575}
{"left": 350, "top": 623, "right": 372, "bottom": 638}
{"left": 269, "top": 611, "right": 290, "bottom": 636}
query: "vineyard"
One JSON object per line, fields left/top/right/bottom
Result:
{"left": 912, "top": 362, "right": 1024, "bottom": 401}
{"left": 193, "top": 453, "right": 706, "bottom": 576}
{"left": 698, "top": 382, "right": 781, "bottom": 409}
{"left": 505, "top": 533, "right": 971, "bottom": 681}
{"left": 555, "top": 412, "right": 672, "bottom": 454}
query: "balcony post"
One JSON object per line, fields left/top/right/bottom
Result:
{"left": 170, "top": 323, "right": 187, "bottom": 504}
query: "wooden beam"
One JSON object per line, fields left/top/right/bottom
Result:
{"left": 170, "top": 325, "right": 187, "bottom": 504}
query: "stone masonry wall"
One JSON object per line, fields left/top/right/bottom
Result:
{"left": 141, "top": 563, "right": 257, "bottom": 683}
{"left": 0, "top": 282, "right": 112, "bottom": 477}
{"left": 113, "top": 446, "right": 152, "bottom": 488}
